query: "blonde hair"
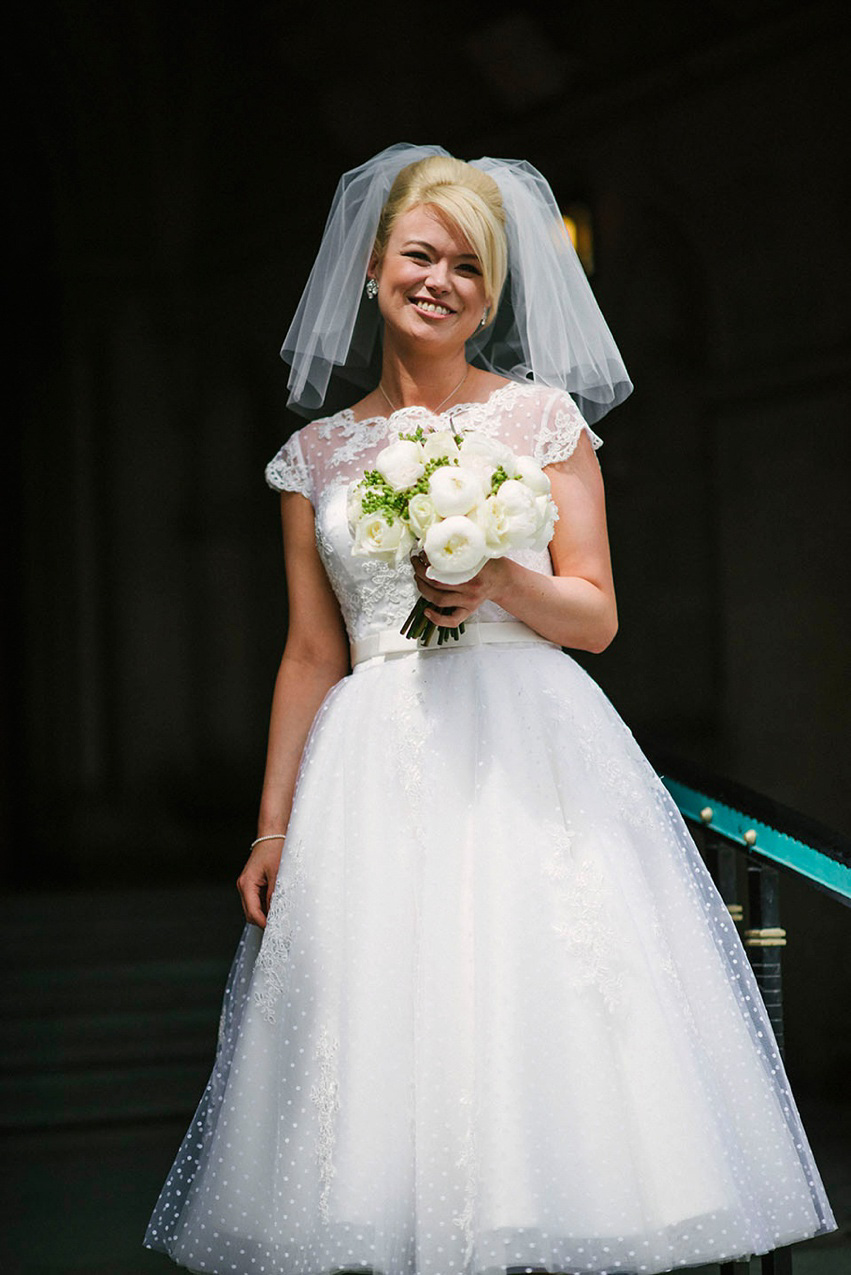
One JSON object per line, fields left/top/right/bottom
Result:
{"left": 373, "top": 156, "right": 507, "bottom": 324}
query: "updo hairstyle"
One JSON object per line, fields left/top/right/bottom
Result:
{"left": 373, "top": 156, "right": 507, "bottom": 328}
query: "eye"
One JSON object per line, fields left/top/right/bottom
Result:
{"left": 404, "top": 251, "right": 430, "bottom": 262}
{"left": 459, "top": 263, "right": 482, "bottom": 275}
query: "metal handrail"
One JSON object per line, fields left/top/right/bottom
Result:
{"left": 662, "top": 776, "right": 851, "bottom": 906}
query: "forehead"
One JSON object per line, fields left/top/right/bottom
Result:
{"left": 388, "top": 205, "right": 477, "bottom": 257}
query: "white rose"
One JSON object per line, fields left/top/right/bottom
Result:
{"left": 514, "top": 455, "right": 551, "bottom": 495}
{"left": 423, "top": 516, "right": 488, "bottom": 584}
{"left": 407, "top": 492, "right": 438, "bottom": 540}
{"left": 422, "top": 431, "right": 460, "bottom": 463}
{"left": 489, "top": 479, "right": 539, "bottom": 546}
{"left": 375, "top": 439, "right": 425, "bottom": 491}
{"left": 352, "top": 513, "right": 415, "bottom": 564}
{"left": 428, "top": 465, "right": 484, "bottom": 517}
{"left": 531, "top": 494, "right": 559, "bottom": 551}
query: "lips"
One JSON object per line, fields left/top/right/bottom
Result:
{"left": 409, "top": 298, "right": 454, "bottom": 316}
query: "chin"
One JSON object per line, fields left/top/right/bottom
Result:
{"left": 401, "top": 315, "right": 473, "bottom": 345}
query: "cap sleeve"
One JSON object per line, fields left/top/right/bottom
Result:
{"left": 534, "top": 389, "right": 603, "bottom": 468}
{"left": 265, "top": 430, "right": 312, "bottom": 503}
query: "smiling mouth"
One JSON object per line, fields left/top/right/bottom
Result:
{"left": 409, "top": 298, "right": 454, "bottom": 316}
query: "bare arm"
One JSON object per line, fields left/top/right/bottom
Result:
{"left": 237, "top": 492, "right": 349, "bottom": 926}
{"left": 413, "top": 431, "right": 618, "bottom": 653}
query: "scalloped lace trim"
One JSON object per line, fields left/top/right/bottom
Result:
{"left": 265, "top": 437, "right": 312, "bottom": 498}
{"left": 314, "top": 381, "right": 526, "bottom": 468}
{"left": 542, "top": 822, "right": 625, "bottom": 1012}
{"left": 311, "top": 1025, "right": 341, "bottom": 1222}
{"left": 535, "top": 401, "right": 602, "bottom": 468}
{"left": 253, "top": 839, "right": 306, "bottom": 1024}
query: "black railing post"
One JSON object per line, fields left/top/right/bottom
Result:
{"left": 745, "top": 859, "right": 787, "bottom": 1058}
{"left": 761, "top": 1245, "right": 793, "bottom": 1275}
{"left": 719, "top": 1260, "right": 749, "bottom": 1275}
{"left": 716, "top": 839, "right": 743, "bottom": 927}
{"left": 696, "top": 807, "right": 744, "bottom": 929}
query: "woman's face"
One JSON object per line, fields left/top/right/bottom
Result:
{"left": 370, "top": 205, "right": 488, "bottom": 354}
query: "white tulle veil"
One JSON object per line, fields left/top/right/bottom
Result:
{"left": 281, "top": 143, "right": 632, "bottom": 423}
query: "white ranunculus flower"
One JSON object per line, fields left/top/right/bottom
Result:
{"left": 490, "top": 479, "right": 539, "bottom": 545}
{"left": 428, "top": 465, "right": 484, "bottom": 517}
{"left": 346, "top": 481, "right": 365, "bottom": 535}
{"left": 423, "top": 516, "right": 488, "bottom": 584}
{"left": 531, "top": 494, "right": 559, "bottom": 551}
{"left": 422, "top": 431, "right": 460, "bottom": 463}
{"left": 514, "top": 455, "right": 551, "bottom": 495}
{"left": 375, "top": 439, "right": 425, "bottom": 491}
{"left": 407, "top": 492, "right": 438, "bottom": 540}
{"left": 352, "top": 513, "right": 414, "bottom": 564}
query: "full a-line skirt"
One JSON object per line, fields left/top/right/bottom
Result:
{"left": 145, "top": 644, "right": 835, "bottom": 1275}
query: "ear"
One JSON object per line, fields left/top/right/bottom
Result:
{"left": 367, "top": 250, "right": 380, "bottom": 280}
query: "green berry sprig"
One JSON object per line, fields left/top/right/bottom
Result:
{"left": 490, "top": 465, "right": 510, "bottom": 495}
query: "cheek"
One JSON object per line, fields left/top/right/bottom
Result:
{"left": 461, "top": 277, "right": 487, "bottom": 305}
{"left": 390, "top": 267, "right": 425, "bottom": 298}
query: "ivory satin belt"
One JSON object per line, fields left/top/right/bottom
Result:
{"left": 351, "top": 620, "right": 559, "bottom": 667}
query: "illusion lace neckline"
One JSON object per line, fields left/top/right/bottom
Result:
{"left": 339, "top": 379, "right": 521, "bottom": 429}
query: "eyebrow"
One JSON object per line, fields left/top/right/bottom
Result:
{"left": 402, "top": 239, "right": 480, "bottom": 260}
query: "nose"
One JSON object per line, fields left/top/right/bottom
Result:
{"left": 425, "top": 259, "right": 450, "bottom": 291}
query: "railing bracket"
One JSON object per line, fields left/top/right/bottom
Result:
{"left": 745, "top": 926, "right": 787, "bottom": 947}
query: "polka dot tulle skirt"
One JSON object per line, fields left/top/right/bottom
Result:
{"left": 145, "top": 645, "right": 835, "bottom": 1275}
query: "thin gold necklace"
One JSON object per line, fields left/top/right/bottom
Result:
{"left": 378, "top": 367, "right": 470, "bottom": 416}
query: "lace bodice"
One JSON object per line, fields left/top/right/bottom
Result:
{"left": 265, "top": 381, "right": 601, "bottom": 644}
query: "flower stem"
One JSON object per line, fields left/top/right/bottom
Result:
{"left": 399, "top": 597, "right": 464, "bottom": 647}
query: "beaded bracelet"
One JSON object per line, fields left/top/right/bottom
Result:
{"left": 250, "top": 833, "right": 287, "bottom": 848}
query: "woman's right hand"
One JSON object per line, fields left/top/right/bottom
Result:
{"left": 237, "top": 839, "right": 285, "bottom": 927}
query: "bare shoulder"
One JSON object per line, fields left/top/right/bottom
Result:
{"left": 472, "top": 369, "right": 514, "bottom": 397}
{"left": 346, "top": 389, "right": 385, "bottom": 423}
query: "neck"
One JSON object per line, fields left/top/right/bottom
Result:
{"left": 378, "top": 343, "right": 471, "bottom": 412}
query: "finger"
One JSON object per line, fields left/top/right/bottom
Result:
{"left": 425, "top": 605, "right": 469, "bottom": 626}
{"left": 416, "top": 579, "right": 451, "bottom": 607}
{"left": 412, "top": 560, "right": 439, "bottom": 585}
{"left": 237, "top": 872, "right": 268, "bottom": 928}
{"left": 427, "top": 589, "right": 475, "bottom": 612}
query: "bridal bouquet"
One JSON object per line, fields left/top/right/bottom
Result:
{"left": 347, "top": 425, "right": 559, "bottom": 647}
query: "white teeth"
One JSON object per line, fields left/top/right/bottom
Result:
{"left": 414, "top": 300, "right": 451, "bottom": 315}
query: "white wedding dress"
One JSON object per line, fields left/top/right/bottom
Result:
{"left": 145, "top": 381, "right": 835, "bottom": 1275}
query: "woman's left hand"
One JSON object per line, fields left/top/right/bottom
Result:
{"left": 411, "top": 552, "right": 508, "bottom": 627}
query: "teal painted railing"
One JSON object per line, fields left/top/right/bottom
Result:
{"left": 662, "top": 776, "right": 851, "bottom": 907}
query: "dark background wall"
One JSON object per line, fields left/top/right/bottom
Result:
{"left": 5, "top": 0, "right": 849, "bottom": 1091}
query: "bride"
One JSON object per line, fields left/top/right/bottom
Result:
{"left": 146, "top": 145, "right": 834, "bottom": 1275}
